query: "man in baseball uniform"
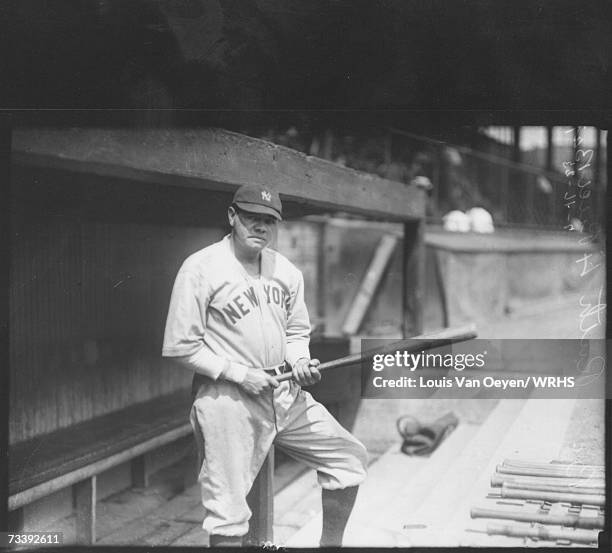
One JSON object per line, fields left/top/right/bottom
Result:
{"left": 163, "top": 184, "right": 367, "bottom": 547}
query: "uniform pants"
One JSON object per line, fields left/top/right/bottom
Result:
{"left": 190, "top": 378, "right": 368, "bottom": 537}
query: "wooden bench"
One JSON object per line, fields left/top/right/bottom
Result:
{"left": 9, "top": 389, "right": 193, "bottom": 543}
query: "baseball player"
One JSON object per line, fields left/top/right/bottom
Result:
{"left": 163, "top": 184, "right": 367, "bottom": 547}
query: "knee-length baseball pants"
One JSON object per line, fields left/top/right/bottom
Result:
{"left": 190, "top": 378, "right": 368, "bottom": 537}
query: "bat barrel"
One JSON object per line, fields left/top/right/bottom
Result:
{"left": 277, "top": 323, "right": 477, "bottom": 382}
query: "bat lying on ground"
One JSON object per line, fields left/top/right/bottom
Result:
{"left": 500, "top": 486, "right": 605, "bottom": 507}
{"left": 470, "top": 506, "right": 604, "bottom": 530}
{"left": 277, "top": 323, "right": 478, "bottom": 383}
{"left": 501, "top": 480, "right": 605, "bottom": 496}
{"left": 496, "top": 464, "right": 604, "bottom": 480}
{"left": 484, "top": 522, "right": 600, "bottom": 545}
{"left": 490, "top": 473, "right": 605, "bottom": 491}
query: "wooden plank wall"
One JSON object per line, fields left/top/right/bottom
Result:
{"left": 274, "top": 221, "right": 321, "bottom": 328}
{"left": 10, "top": 211, "right": 224, "bottom": 444}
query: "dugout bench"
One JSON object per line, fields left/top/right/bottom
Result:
{"left": 8, "top": 390, "right": 193, "bottom": 543}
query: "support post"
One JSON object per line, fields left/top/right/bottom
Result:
{"left": 546, "top": 126, "right": 555, "bottom": 225}
{"left": 316, "top": 221, "right": 327, "bottom": 333}
{"left": 402, "top": 220, "right": 425, "bottom": 337}
{"left": 131, "top": 455, "right": 148, "bottom": 488}
{"left": 74, "top": 476, "right": 96, "bottom": 544}
{"left": 245, "top": 448, "right": 274, "bottom": 545}
{"left": 7, "top": 509, "right": 24, "bottom": 532}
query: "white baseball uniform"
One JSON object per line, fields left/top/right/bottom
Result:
{"left": 163, "top": 235, "right": 367, "bottom": 537}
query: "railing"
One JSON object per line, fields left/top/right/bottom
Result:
{"left": 387, "top": 127, "right": 605, "bottom": 231}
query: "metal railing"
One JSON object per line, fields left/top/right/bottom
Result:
{"left": 387, "top": 127, "right": 605, "bottom": 230}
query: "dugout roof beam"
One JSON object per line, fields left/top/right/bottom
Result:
{"left": 11, "top": 128, "right": 426, "bottom": 222}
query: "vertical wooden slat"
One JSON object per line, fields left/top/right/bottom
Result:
{"left": 402, "top": 220, "right": 425, "bottom": 337}
{"left": 10, "top": 194, "right": 222, "bottom": 441}
{"left": 245, "top": 448, "right": 274, "bottom": 545}
{"left": 74, "top": 476, "right": 96, "bottom": 544}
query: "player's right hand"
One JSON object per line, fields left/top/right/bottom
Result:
{"left": 239, "top": 369, "right": 280, "bottom": 395}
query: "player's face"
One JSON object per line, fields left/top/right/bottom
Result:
{"left": 229, "top": 206, "right": 278, "bottom": 253}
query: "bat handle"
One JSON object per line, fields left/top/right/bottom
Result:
{"left": 277, "top": 371, "right": 294, "bottom": 383}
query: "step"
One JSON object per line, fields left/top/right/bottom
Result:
{"left": 284, "top": 415, "right": 483, "bottom": 547}
{"left": 411, "top": 398, "right": 579, "bottom": 547}
{"left": 371, "top": 398, "right": 528, "bottom": 547}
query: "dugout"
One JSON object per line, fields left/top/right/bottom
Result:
{"left": 8, "top": 126, "right": 426, "bottom": 541}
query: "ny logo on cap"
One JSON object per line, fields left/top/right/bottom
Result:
{"left": 261, "top": 190, "right": 272, "bottom": 202}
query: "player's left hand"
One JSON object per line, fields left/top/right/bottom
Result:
{"left": 292, "top": 358, "right": 321, "bottom": 386}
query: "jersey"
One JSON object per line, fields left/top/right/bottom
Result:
{"left": 162, "top": 235, "right": 311, "bottom": 374}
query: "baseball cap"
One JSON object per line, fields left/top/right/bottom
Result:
{"left": 232, "top": 184, "right": 282, "bottom": 221}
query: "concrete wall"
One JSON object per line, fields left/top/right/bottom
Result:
{"left": 277, "top": 218, "right": 605, "bottom": 335}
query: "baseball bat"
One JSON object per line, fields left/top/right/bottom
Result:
{"left": 496, "top": 464, "right": 604, "bottom": 479}
{"left": 502, "top": 480, "right": 605, "bottom": 496}
{"left": 470, "top": 506, "right": 604, "bottom": 530}
{"left": 490, "top": 473, "right": 605, "bottom": 490}
{"left": 277, "top": 323, "right": 477, "bottom": 382}
{"left": 485, "top": 522, "right": 600, "bottom": 545}
{"left": 502, "top": 459, "right": 605, "bottom": 472}
{"left": 500, "top": 484, "right": 605, "bottom": 507}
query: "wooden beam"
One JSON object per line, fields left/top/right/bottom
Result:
{"left": 74, "top": 476, "right": 96, "bottom": 544}
{"left": 342, "top": 234, "right": 398, "bottom": 335}
{"left": 245, "top": 448, "right": 274, "bottom": 545}
{"left": 11, "top": 128, "right": 425, "bottom": 221}
{"left": 402, "top": 220, "right": 425, "bottom": 337}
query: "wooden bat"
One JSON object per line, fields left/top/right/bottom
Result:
{"left": 491, "top": 473, "right": 605, "bottom": 490}
{"left": 497, "top": 480, "right": 605, "bottom": 496}
{"left": 502, "top": 459, "right": 605, "bottom": 473}
{"left": 496, "top": 464, "right": 604, "bottom": 480}
{"left": 485, "top": 522, "right": 600, "bottom": 545}
{"left": 470, "top": 506, "right": 604, "bottom": 530}
{"left": 500, "top": 485, "right": 605, "bottom": 507}
{"left": 277, "top": 323, "right": 477, "bottom": 382}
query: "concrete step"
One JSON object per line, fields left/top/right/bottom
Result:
{"left": 400, "top": 398, "right": 582, "bottom": 546}
{"left": 284, "top": 412, "right": 484, "bottom": 547}
{"left": 440, "top": 398, "right": 583, "bottom": 547}
{"left": 369, "top": 398, "right": 528, "bottom": 547}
